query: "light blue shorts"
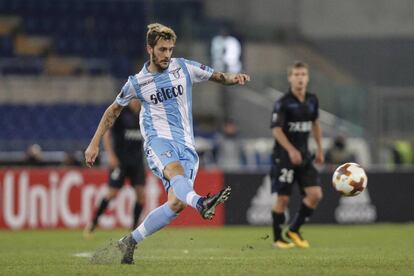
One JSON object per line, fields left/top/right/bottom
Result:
{"left": 144, "top": 137, "right": 199, "bottom": 191}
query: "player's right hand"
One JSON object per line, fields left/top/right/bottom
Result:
{"left": 288, "top": 148, "right": 302, "bottom": 165}
{"left": 85, "top": 144, "right": 99, "bottom": 168}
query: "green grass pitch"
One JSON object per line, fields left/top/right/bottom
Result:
{"left": 1, "top": 224, "right": 413, "bottom": 275}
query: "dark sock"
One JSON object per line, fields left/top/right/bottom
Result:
{"left": 196, "top": 197, "right": 205, "bottom": 212}
{"left": 272, "top": 211, "right": 285, "bottom": 241}
{"left": 289, "top": 202, "right": 314, "bottom": 232}
{"left": 132, "top": 202, "right": 143, "bottom": 229}
{"left": 92, "top": 198, "right": 110, "bottom": 227}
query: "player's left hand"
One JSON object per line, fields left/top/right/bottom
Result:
{"left": 315, "top": 148, "right": 324, "bottom": 164}
{"left": 233, "top": 73, "right": 250, "bottom": 85}
{"left": 85, "top": 143, "right": 99, "bottom": 168}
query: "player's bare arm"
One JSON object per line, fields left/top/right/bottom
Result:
{"left": 209, "top": 71, "right": 251, "bottom": 85}
{"left": 272, "top": 127, "right": 302, "bottom": 165}
{"left": 312, "top": 119, "right": 324, "bottom": 164}
{"left": 103, "top": 131, "right": 119, "bottom": 169}
{"left": 85, "top": 102, "right": 124, "bottom": 167}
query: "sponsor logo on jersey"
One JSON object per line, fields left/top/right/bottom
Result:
{"left": 150, "top": 84, "right": 184, "bottom": 104}
{"left": 288, "top": 121, "right": 312, "bottom": 132}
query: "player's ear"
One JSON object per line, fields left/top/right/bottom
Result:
{"left": 146, "top": 44, "right": 153, "bottom": 56}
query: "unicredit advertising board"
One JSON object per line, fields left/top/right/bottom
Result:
{"left": 0, "top": 168, "right": 224, "bottom": 229}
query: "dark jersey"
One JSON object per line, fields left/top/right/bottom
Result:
{"left": 111, "top": 107, "right": 144, "bottom": 165}
{"left": 270, "top": 91, "right": 319, "bottom": 158}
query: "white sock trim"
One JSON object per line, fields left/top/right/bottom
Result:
{"left": 137, "top": 224, "right": 148, "bottom": 238}
{"left": 186, "top": 191, "right": 198, "bottom": 207}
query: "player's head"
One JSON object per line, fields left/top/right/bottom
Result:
{"left": 287, "top": 61, "right": 309, "bottom": 92}
{"left": 146, "top": 23, "right": 177, "bottom": 70}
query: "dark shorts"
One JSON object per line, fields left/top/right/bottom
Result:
{"left": 108, "top": 162, "right": 146, "bottom": 189}
{"left": 270, "top": 155, "right": 320, "bottom": 196}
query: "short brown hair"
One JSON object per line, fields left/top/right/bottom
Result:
{"left": 287, "top": 61, "right": 309, "bottom": 76}
{"left": 146, "top": 23, "right": 177, "bottom": 48}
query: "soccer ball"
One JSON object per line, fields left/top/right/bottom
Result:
{"left": 332, "top": 163, "right": 368, "bottom": 197}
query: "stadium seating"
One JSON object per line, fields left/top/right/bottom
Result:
{"left": 0, "top": 104, "right": 107, "bottom": 151}
{"left": 0, "top": 0, "right": 150, "bottom": 76}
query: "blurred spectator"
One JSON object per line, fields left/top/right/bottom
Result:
{"left": 62, "top": 151, "right": 82, "bottom": 167}
{"left": 211, "top": 26, "right": 242, "bottom": 73}
{"left": 24, "top": 144, "right": 44, "bottom": 166}
{"left": 215, "top": 120, "right": 244, "bottom": 170}
{"left": 325, "top": 135, "right": 356, "bottom": 170}
{"left": 390, "top": 140, "right": 413, "bottom": 165}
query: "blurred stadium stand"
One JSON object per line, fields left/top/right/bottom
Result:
{"left": 0, "top": 104, "right": 106, "bottom": 151}
{"left": 1, "top": 0, "right": 414, "bottom": 169}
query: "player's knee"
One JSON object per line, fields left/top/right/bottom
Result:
{"left": 273, "top": 195, "right": 289, "bottom": 212}
{"left": 168, "top": 197, "right": 187, "bottom": 213}
{"left": 163, "top": 161, "right": 184, "bottom": 180}
{"left": 308, "top": 189, "right": 323, "bottom": 204}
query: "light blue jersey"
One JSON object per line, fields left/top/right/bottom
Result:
{"left": 115, "top": 58, "right": 213, "bottom": 189}
{"left": 116, "top": 58, "right": 213, "bottom": 150}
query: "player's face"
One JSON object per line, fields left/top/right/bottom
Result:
{"left": 148, "top": 39, "right": 175, "bottom": 71}
{"left": 288, "top": 67, "right": 309, "bottom": 91}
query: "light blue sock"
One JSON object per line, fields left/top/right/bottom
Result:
{"left": 131, "top": 203, "right": 177, "bottom": 243}
{"left": 170, "top": 175, "right": 201, "bottom": 209}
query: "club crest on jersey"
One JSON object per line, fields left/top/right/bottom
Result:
{"left": 169, "top": 68, "right": 181, "bottom": 79}
{"left": 161, "top": 150, "right": 173, "bottom": 158}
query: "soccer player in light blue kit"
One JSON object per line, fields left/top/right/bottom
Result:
{"left": 85, "top": 23, "right": 250, "bottom": 264}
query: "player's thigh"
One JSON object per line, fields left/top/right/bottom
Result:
{"left": 144, "top": 138, "right": 180, "bottom": 190}
{"left": 270, "top": 162, "right": 295, "bottom": 196}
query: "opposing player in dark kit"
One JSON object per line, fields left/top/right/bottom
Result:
{"left": 270, "top": 61, "right": 324, "bottom": 249}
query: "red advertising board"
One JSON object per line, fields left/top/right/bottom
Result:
{"left": 0, "top": 168, "right": 224, "bottom": 229}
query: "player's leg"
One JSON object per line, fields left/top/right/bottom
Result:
{"left": 118, "top": 138, "right": 190, "bottom": 264}
{"left": 152, "top": 139, "right": 230, "bottom": 216}
{"left": 131, "top": 188, "right": 184, "bottom": 245}
{"left": 118, "top": 139, "right": 230, "bottom": 264}
{"left": 270, "top": 164, "right": 295, "bottom": 249}
{"left": 119, "top": 188, "right": 184, "bottom": 264}
{"left": 132, "top": 185, "right": 145, "bottom": 229}
{"left": 163, "top": 160, "right": 203, "bottom": 209}
{"left": 84, "top": 167, "right": 124, "bottom": 238}
{"left": 287, "top": 165, "right": 322, "bottom": 248}
{"left": 174, "top": 145, "right": 231, "bottom": 220}
{"left": 127, "top": 162, "right": 146, "bottom": 230}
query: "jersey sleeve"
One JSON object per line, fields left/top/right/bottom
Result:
{"left": 270, "top": 100, "right": 286, "bottom": 128}
{"left": 115, "top": 77, "right": 137, "bottom": 106}
{"left": 182, "top": 58, "right": 214, "bottom": 83}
